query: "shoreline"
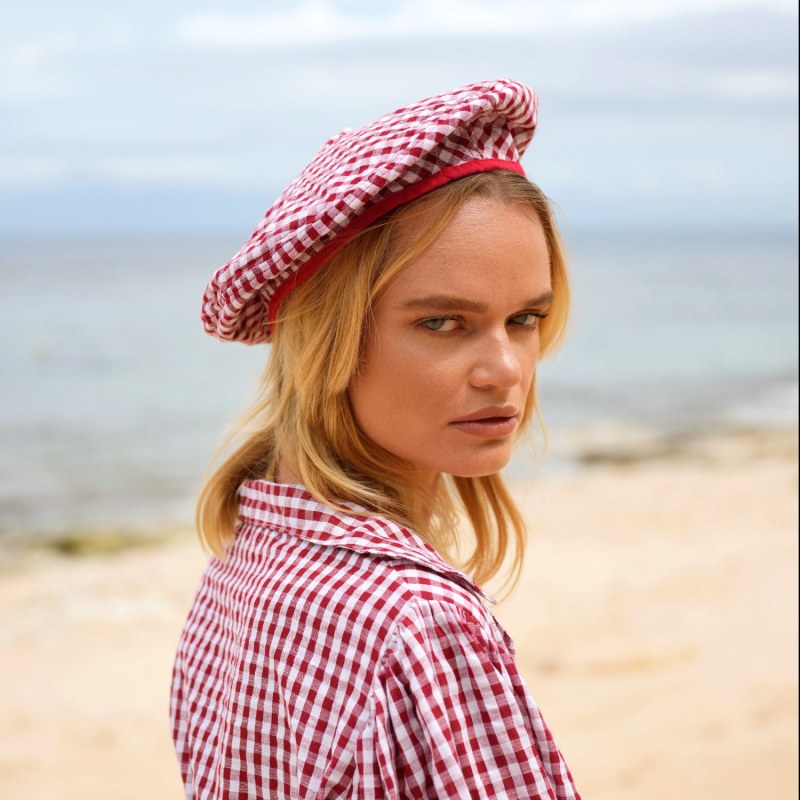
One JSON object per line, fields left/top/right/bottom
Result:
{"left": 2, "top": 423, "right": 794, "bottom": 562}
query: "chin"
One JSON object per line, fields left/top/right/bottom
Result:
{"left": 443, "top": 452, "right": 513, "bottom": 479}
{"left": 449, "top": 467, "right": 508, "bottom": 479}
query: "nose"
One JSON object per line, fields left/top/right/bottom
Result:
{"left": 468, "top": 329, "right": 526, "bottom": 390}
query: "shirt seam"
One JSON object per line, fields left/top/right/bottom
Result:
{"left": 354, "top": 596, "right": 509, "bottom": 743}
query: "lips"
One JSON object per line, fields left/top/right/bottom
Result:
{"left": 449, "top": 406, "right": 519, "bottom": 437}
{"left": 451, "top": 405, "right": 518, "bottom": 423}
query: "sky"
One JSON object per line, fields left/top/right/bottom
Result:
{"left": 1, "top": 0, "right": 797, "bottom": 234}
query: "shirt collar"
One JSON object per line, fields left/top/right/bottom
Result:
{"left": 237, "top": 479, "right": 494, "bottom": 604}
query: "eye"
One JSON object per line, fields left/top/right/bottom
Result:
{"left": 421, "top": 316, "right": 460, "bottom": 333}
{"left": 508, "top": 312, "right": 545, "bottom": 328}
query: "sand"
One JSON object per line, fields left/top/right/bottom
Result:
{"left": 0, "top": 428, "right": 797, "bottom": 799}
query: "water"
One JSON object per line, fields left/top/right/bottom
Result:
{"left": 537, "top": 231, "right": 798, "bottom": 429}
{"left": 1, "top": 230, "right": 797, "bottom": 538}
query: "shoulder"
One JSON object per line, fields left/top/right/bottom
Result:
{"left": 221, "top": 482, "right": 513, "bottom": 658}
{"left": 300, "top": 512, "right": 502, "bottom": 640}
{"left": 376, "top": 559, "right": 509, "bottom": 655}
{"left": 296, "top": 520, "right": 501, "bottom": 645}
{"left": 378, "top": 589, "right": 511, "bottom": 672}
{"left": 226, "top": 501, "right": 506, "bottom": 653}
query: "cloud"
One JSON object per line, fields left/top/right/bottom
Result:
{"left": 93, "top": 151, "right": 265, "bottom": 187}
{"left": 176, "top": 0, "right": 797, "bottom": 48}
{"left": 9, "top": 33, "right": 76, "bottom": 68}
{"left": 0, "top": 155, "right": 68, "bottom": 185}
{"left": 712, "top": 67, "right": 797, "bottom": 101}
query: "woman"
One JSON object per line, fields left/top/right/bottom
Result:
{"left": 171, "top": 79, "right": 581, "bottom": 799}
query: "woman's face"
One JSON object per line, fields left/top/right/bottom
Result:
{"left": 348, "top": 196, "right": 552, "bottom": 485}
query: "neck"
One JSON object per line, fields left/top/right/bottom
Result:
{"left": 275, "top": 458, "right": 301, "bottom": 486}
{"left": 411, "top": 469, "right": 441, "bottom": 526}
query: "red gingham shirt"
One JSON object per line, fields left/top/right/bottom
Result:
{"left": 171, "top": 481, "right": 581, "bottom": 798}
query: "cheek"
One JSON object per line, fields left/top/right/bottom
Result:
{"left": 353, "top": 335, "right": 456, "bottom": 424}
{"left": 374, "top": 341, "right": 444, "bottom": 411}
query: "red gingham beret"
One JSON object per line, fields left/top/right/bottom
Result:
{"left": 202, "top": 78, "right": 538, "bottom": 344}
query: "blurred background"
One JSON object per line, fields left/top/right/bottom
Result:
{"left": 0, "top": 1, "right": 797, "bottom": 798}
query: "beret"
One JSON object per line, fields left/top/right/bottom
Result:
{"left": 201, "top": 78, "right": 538, "bottom": 344}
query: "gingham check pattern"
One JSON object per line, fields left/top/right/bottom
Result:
{"left": 171, "top": 481, "right": 580, "bottom": 798}
{"left": 201, "top": 78, "right": 538, "bottom": 344}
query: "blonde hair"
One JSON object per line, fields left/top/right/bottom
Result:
{"left": 197, "top": 170, "right": 570, "bottom": 588}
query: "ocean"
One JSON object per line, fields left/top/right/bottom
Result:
{"left": 1, "top": 230, "right": 797, "bottom": 540}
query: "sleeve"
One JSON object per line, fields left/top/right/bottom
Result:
{"left": 354, "top": 599, "right": 580, "bottom": 800}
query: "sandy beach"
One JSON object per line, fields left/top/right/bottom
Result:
{"left": 0, "top": 427, "right": 796, "bottom": 799}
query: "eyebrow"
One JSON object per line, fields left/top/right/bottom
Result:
{"left": 398, "top": 290, "right": 554, "bottom": 313}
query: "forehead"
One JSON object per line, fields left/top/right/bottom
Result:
{"left": 384, "top": 196, "right": 551, "bottom": 301}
